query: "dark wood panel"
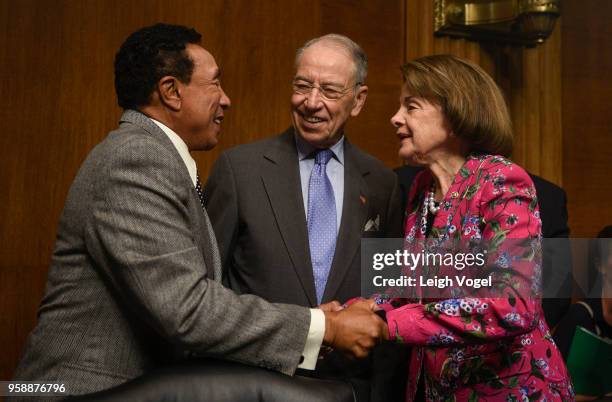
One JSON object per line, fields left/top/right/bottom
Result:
{"left": 562, "top": 0, "right": 612, "bottom": 237}
{"left": 0, "top": 0, "right": 403, "bottom": 380}
{"left": 194, "top": 0, "right": 323, "bottom": 175}
{"left": 321, "top": 0, "right": 405, "bottom": 168}
{"left": 404, "top": 0, "right": 563, "bottom": 186}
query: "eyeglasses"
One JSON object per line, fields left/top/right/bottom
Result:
{"left": 292, "top": 80, "right": 358, "bottom": 101}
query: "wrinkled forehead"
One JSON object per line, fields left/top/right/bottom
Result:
{"left": 294, "top": 42, "right": 356, "bottom": 83}
{"left": 187, "top": 44, "right": 219, "bottom": 77}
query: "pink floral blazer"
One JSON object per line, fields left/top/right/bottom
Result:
{"left": 381, "top": 154, "right": 573, "bottom": 401}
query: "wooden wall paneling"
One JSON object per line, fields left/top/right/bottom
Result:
{"left": 538, "top": 23, "right": 563, "bottom": 185}
{"left": 198, "top": 0, "right": 406, "bottom": 173}
{"left": 477, "top": 44, "right": 498, "bottom": 80}
{"left": 319, "top": 0, "right": 405, "bottom": 168}
{"left": 488, "top": 46, "right": 513, "bottom": 131}
{"left": 0, "top": 0, "right": 405, "bottom": 380}
{"left": 1, "top": 0, "right": 67, "bottom": 382}
{"left": 420, "top": 0, "right": 434, "bottom": 57}
{"left": 561, "top": 0, "right": 612, "bottom": 237}
{"left": 193, "top": 0, "right": 323, "bottom": 176}
{"left": 406, "top": 0, "right": 430, "bottom": 59}
{"left": 403, "top": 0, "right": 563, "bottom": 186}
{"left": 11, "top": 0, "right": 608, "bottom": 383}
{"left": 450, "top": 35, "right": 465, "bottom": 58}
{"left": 506, "top": 46, "right": 527, "bottom": 168}
{"left": 507, "top": 23, "right": 563, "bottom": 185}
{"left": 0, "top": 0, "right": 309, "bottom": 380}
{"left": 522, "top": 48, "right": 543, "bottom": 175}
{"left": 405, "top": 0, "right": 419, "bottom": 59}
{"left": 465, "top": 40, "right": 480, "bottom": 65}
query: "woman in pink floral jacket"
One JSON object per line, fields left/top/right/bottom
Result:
{"left": 383, "top": 55, "right": 574, "bottom": 401}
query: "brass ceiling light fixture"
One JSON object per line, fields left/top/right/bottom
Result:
{"left": 434, "top": 0, "right": 561, "bottom": 46}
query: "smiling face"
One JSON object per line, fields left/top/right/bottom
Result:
{"left": 291, "top": 42, "right": 367, "bottom": 148}
{"left": 176, "top": 44, "right": 231, "bottom": 151}
{"left": 390, "top": 84, "right": 463, "bottom": 165}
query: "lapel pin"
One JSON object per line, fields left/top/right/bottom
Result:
{"left": 359, "top": 195, "right": 366, "bottom": 205}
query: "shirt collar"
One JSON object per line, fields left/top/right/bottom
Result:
{"left": 149, "top": 118, "right": 198, "bottom": 186}
{"left": 295, "top": 133, "right": 345, "bottom": 165}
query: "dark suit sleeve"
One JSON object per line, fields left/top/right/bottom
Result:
{"left": 203, "top": 152, "right": 240, "bottom": 282}
{"left": 539, "top": 183, "right": 570, "bottom": 238}
{"left": 532, "top": 175, "right": 573, "bottom": 328}
{"left": 86, "top": 138, "right": 310, "bottom": 375}
{"left": 384, "top": 175, "right": 404, "bottom": 238}
{"left": 393, "top": 165, "right": 422, "bottom": 225}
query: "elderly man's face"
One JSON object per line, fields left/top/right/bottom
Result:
{"left": 291, "top": 42, "right": 367, "bottom": 149}
{"left": 177, "top": 44, "right": 231, "bottom": 151}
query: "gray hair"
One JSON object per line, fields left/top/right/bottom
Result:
{"left": 295, "top": 34, "right": 368, "bottom": 85}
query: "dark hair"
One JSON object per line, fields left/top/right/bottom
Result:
{"left": 401, "top": 55, "right": 513, "bottom": 157}
{"left": 114, "top": 23, "right": 202, "bottom": 109}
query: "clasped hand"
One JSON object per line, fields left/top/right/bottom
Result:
{"left": 320, "top": 299, "right": 388, "bottom": 359}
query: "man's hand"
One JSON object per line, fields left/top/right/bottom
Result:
{"left": 321, "top": 299, "right": 388, "bottom": 359}
{"left": 318, "top": 300, "right": 343, "bottom": 313}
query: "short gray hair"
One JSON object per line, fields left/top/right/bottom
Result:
{"left": 295, "top": 34, "right": 368, "bottom": 85}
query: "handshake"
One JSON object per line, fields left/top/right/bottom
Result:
{"left": 319, "top": 299, "right": 389, "bottom": 359}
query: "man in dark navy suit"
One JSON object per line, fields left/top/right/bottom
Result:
{"left": 395, "top": 165, "right": 572, "bottom": 328}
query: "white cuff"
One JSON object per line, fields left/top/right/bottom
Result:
{"left": 297, "top": 308, "right": 325, "bottom": 370}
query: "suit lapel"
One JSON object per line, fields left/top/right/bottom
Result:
{"left": 261, "top": 129, "right": 318, "bottom": 306}
{"left": 322, "top": 141, "right": 369, "bottom": 302}
{"left": 120, "top": 110, "right": 221, "bottom": 281}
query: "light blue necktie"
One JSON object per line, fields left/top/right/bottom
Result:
{"left": 307, "top": 149, "right": 337, "bottom": 304}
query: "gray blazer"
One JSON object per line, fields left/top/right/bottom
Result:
{"left": 204, "top": 128, "right": 403, "bottom": 307}
{"left": 13, "top": 111, "right": 310, "bottom": 397}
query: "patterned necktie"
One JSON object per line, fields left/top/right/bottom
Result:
{"left": 307, "top": 149, "right": 337, "bottom": 304}
{"left": 195, "top": 173, "right": 222, "bottom": 282}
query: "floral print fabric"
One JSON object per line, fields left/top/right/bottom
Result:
{"left": 381, "top": 155, "right": 574, "bottom": 401}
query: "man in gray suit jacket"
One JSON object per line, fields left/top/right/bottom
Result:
{"left": 12, "top": 24, "right": 387, "bottom": 399}
{"left": 204, "top": 35, "right": 406, "bottom": 401}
